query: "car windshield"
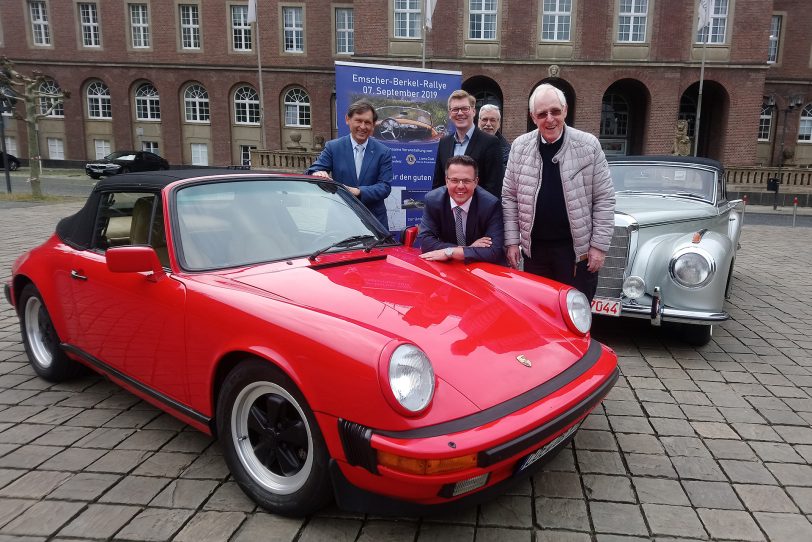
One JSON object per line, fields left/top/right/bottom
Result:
{"left": 610, "top": 164, "right": 716, "bottom": 202}
{"left": 105, "top": 151, "right": 136, "bottom": 161}
{"left": 175, "top": 179, "right": 389, "bottom": 270}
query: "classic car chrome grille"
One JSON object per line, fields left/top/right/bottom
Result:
{"left": 595, "top": 226, "right": 631, "bottom": 299}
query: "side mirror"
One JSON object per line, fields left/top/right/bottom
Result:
{"left": 107, "top": 246, "right": 166, "bottom": 282}
{"left": 401, "top": 226, "right": 418, "bottom": 247}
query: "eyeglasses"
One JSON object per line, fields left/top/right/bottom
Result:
{"left": 534, "top": 108, "right": 564, "bottom": 119}
{"left": 449, "top": 106, "right": 472, "bottom": 114}
{"left": 447, "top": 178, "right": 476, "bottom": 186}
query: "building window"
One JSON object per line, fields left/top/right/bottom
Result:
{"left": 29, "top": 1, "right": 51, "bottom": 46}
{"left": 38, "top": 80, "right": 64, "bottom": 117}
{"left": 135, "top": 83, "right": 161, "bottom": 120}
{"left": 618, "top": 0, "right": 647, "bottom": 43}
{"left": 799, "top": 105, "right": 812, "bottom": 142}
{"left": 335, "top": 8, "right": 353, "bottom": 54}
{"left": 79, "top": 3, "right": 101, "bottom": 47}
{"left": 541, "top": 0, "right": 571, "bottom": 41}
{"left": 94, "top": 139, "right": 111, "bottom": 159}
{"left": 696, "top": 0, "right": 728, "bottom": 44}
{"left": 394, "top": 0, "right": 421, "bottom": 39}
{"left": 283, "top": 7, "right": 304, "bottom": 52}
{"left": 240, "top": 144, "right": 257, "bottom": 166}
{"left": 758, "top": 105, "right": 773, "bottom": 142}
{"left": 284, "top": 88, "right": 311, "bottom": 127}
{"left": 184, "top": 84, "right": 210, "bottom": 123}
{"left": 4, "top": 138, "right": 18, "bottom": 155}
{"left": 47, "top": 138, "right": 64, "bottom": 160}
{"left": 180, "top": 4, "right": 201, "bottom": 49}
{"left": 232, "top": 5, "right": 252, "bottom": 51}
{"left": 142, "top": 141, "right": 159, "bottom": 153}
{"left": 87, "top": 81, "right": 112, "bottom": 119}
{"left": 768, "top": 15, "right": 781, "bottom": 64}
{"left": 234, "top": 86, "right": 260, "bottom": 125}
{"left": 469, "top": 0, "right": 497, "bottom": 40}
{"left": 601, "top": 94, "right": 629, "bottom": 137}
{"left": 130, "top": 4, "right": 150, "bottom": 48}
{"left": 191, "top": 143, "right": 208, "bottom": 165}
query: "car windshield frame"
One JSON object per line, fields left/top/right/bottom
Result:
{"left": 609, "top": 162, "right": 718, "bottom": 205}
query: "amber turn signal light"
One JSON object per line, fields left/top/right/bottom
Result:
{"left": 377, "top": 451, "right": 478, "bottom": 475}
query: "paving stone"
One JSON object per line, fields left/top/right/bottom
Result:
{"left": 574, "top": 430, "right": 617, "bottom": 451}
{"left": 38, "top": 447, "right": 107, "bottom": 471}
{"left": 0, "top": 444, "right": 61, "bottom": 469}
{"left": 649, "top": 418, "right": 696, "bottom": 437}
{"left": 705, "top": 438, "right": 757, "bottom": 460}
{"left": 683, "top": 480, "right": 743, "bottom": 510}
{"left": 0, "top": 468, "right": 23, "bottom": 490}
{"left": 785, "top": 486, "right": 812, "bottom": 514}
{"left": 72, "top": 427, "right": 134, "bottom": 449}
{"left": 576, "top": 451, "right": 626, "bottom": 475}
{"left": 691, "top": 421, "right": 740, "bottom": 439}
{"left": 47, "top": 472, "right": 120, "bottom": 501}
{"left": 114, "top": 508, "right": 195, "bottom": 542}
{"left": 535, "top": 497, "right": 589, "bottom": 531}
{"left": 535, "top": 530, "right": 589, "bottom": 542}
{"left": 642, "top": 504, "right": 706, "bottom": 538}
{"left": 624, "top": 454, "right": 677, "bottom": 479}
{"left": 149, "top": 478, "right": 219, "bottom": 509}
{"left": 718, "top": 407, "right": 764, "bottom": 424}
{"left": 161, "top": 431, "right": 213, "bottom": 453}
{"left": 231, "top": 512, "right": 305, "bottom": 542}
{"left": 173, "top": 510, "right": 247, "bottom": 542}
{"left": 534, "top": 471, "right": 583, "bottom": 499}
{"left": 735, "top": 484, "right": 799, "bottom": 513}
{"left": 765, "top": 462, "right": 812, "bottom": 486}
{"left": 581, "top": 413, "right": 611, "bottom": 431}
{"left": 0, "top": 498, "right": 35, "bottom": 529}
{"left": 57, "top": 504, "right": 140, "bottom": 539}
{"left": 616, "top": 433, "right": 664, "bottom": 455}
{"left": 660, "top": 436, "right": 711, "bottom": 457}
{"left": 0, "top": 500, "right": 85, "bottom": 537}
{"left": 641, "top": 402, "right": 684, "bottom": 419}
{"left": 697, "top": 508, "right": 765, "bottom": 541}
{"left": 114, "top": 429, "right": 176, "bottom": 451}
{"left": 181, "top": 453, "right": 230, "bottom": 480}
{"left": 203, "top": 481, "right": 256, "bottom": 512}
{"left": 0, "top": 423, "right": 52, "bottom": 445}
{"left": 131, "top": 451, "right": 198, "bottom": 477}
{"left": 682, "top": 405, "right": 725, "bottom": 422}
{"left": 749, "top": 441, "right": 804, "bottom": 463}
{"left": 0, "top": 470, "right": 72, "bottom": 499}
{"left": 582, "top": 475, "right": 636, "bottom": 503}
{"left": 670, "top": 456, "right": 727, "bottom": 481}
{"left": 632, "top": 478, "right": 689, "bottom": 506}
{"left": 589, "top": 501, "right": 648, "bottom": 536}
{"left": 98, "top": 475, "right": 172, "bottom": 505}
{"left": 754, "top": 512, "right": 812, "bottom": 541}
{"left": 719, "top": 460, "right": 778, "bottom": 485}
{"left": 607, "top": 416, "right": 654, "bottom": 434}
{"left": 732, "top": 423, "right": 783, "bottom": 442}
{"left": 31, "top": 426, "right": 92, "bottom": 447}
{"left": 478, "top": 494, "right": 532, "bottom": 528}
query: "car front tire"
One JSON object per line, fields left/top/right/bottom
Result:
{"left": 678, "top": 323, "right": 713, "bottom": 347}
{"left": 9, "top": 160, "right": 19, "bottom": 171}
{"left": 19, "top": 284, "right": 84, "bottom": 382}
{"left": 217, "top": 359, "right": 331, "bottom": 516}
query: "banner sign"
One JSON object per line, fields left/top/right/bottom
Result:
{"left": 335, "top": 61, "right": 462, "bottom": 230}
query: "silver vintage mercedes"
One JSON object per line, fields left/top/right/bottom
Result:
{"left": 593, "top": 156, "right": 744, "bottom": 346}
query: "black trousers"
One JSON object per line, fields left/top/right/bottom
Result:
{"left": 523, "top": 243, "right": 599, "bottom": 302}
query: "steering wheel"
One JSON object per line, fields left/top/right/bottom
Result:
{"left": 378, "top": 118, "right": 402, "bottom": 141}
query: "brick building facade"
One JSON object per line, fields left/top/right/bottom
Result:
{"left": 0, "top": 0, "right": 809, "bottom": 168}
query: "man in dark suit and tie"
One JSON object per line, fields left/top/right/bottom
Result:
{"left": 431, "top": 90, "right": 504, "bottom": 199}
{"left": 418, "top": 155, "right": 505, "bottom": 265}
{"left": 307, "top": 100, "right": 392, "bottom": 228}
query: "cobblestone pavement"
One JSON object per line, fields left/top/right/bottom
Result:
{"left": 1, "top": 201, "right": 811, "bottom": 541}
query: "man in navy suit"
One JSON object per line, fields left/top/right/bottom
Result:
{"left": 418, "top": 155, "right": 505, "bottom": 265}
{"left": 431, "top": 90, "right": 504, "bottom": 199}
{"left": 307, "top": 100, "right": 392, "bottom": 228}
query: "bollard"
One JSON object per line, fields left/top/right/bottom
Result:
{"left": 742, "top": 194, "right": 748, "bottom": 207}
{"left": 793, "top": 196, "right": 798, "bottom": 228}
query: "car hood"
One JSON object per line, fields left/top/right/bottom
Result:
{"left": 616, "top": 194, "right": 718, "bottom": 224}
{"left": 230, "top": 250, "right": 588, "bottom": 410}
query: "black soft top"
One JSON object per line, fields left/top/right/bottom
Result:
{"left": 55, "top": 169, "right": 315, "bottom": 249}
{"left": 607, "top": 154, "right": 723, "bottom": 172}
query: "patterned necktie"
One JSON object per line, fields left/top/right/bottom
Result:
{"left": 354, "top": 145, "right": 364, "bottom": 178}
{"left": 454, "top": 206, "right": 466, "bottom": 246}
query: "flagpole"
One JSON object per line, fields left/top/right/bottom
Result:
{"left": 252, "top": 2, "right": 267, "bottom": 151}
{"left": 421, "top": 13, "right": 426, "bottom": 69}
{"left": 694, "top": 1, "right": 709, "bottom": 157}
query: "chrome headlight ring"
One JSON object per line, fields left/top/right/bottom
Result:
{"left": 669, "top": 247, "right": 716, "bottom": 288}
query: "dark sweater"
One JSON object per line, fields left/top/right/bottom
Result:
{"left": 530, "top": 134, "right": 571, "bottom": 246}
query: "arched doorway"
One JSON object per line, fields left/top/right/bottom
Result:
{"left": 527, "top": 79, "right": 576, "bottom": 132}
{"left": 679, "top": 81, "right": 730, "bottom": 159}
{"left": 462, "top": 75, "right": 504, "bottom": 121}
{"left": 600, "top": 79, "right": 650, "bottom": 156}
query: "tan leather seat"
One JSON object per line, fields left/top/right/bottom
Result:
{"left": 130, "top": 196, "right": 169, "bottom": 267}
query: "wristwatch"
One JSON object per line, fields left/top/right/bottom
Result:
{"left": 444, "top": 247, "right": 455, "bottom": 258}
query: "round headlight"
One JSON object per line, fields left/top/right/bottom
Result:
{"left": 388, "top": 345, "right": 435, "bottom": 414}
{"left": 622, "top": 276, "right": 646, "bottom": 299}
{"left": 669, "top": 248, "right": 715, "bottom": 288}
{"left": 565, "top": 289, "right": 592, "bottom": 335}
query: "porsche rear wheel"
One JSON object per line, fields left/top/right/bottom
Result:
{"left": 217, "top": 359, "right": 331, "bottom": 516}
{"left": 19, "top": 284, "right": 83, "bottom": 382}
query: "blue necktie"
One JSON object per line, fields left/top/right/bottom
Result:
{"left": 354, "top": 145, "right": 364, "bottom": 178}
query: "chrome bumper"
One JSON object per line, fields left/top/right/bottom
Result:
{"left": 621, "top": 302, "right": 728, "bottom": 325}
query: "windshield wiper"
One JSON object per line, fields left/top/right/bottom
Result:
{"left": 364, "top": 234, "right": 396, "bottom": 253}
{"left": 308, "top": 235, "right": 377, "bottom": 261}
{"left": 673, "top": 192, "right": 707, "bottom": 200}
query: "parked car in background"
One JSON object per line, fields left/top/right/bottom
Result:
{"left": 0, "top": 151, "right": 20, "bottom": 171}
{"left": 6, "top": 170, "right": 617, "bottom": 516}
{"left": 593, "top": 156, "right": 744, "bottom": 346}
{"left": 85, "top": 150, "right": 169, "bottom": 179}
{"left": 374, "top": 106, "right": 444, "bottom": 143}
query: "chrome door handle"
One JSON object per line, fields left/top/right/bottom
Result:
{"left": 70, "top": 270, "right": 87, "bottom": 281}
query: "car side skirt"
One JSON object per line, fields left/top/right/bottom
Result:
{"left": 61, "top": 343, "right": 212, "bottom": 433}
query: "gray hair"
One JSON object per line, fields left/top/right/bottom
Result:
{"left": 528, "top": 84, "right": 567, "bottom": 112}
{"left": 478, "top": 104, "right": 501, "bottom": 118}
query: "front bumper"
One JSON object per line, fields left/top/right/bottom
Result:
{"left": 329, "top": 340, "right": 618, "bottom": 513}
{"left": 618, "top": 286, "right": 728, "bottom": 325}
{"left": 85, "top": 164, "right": 121, "bottom": 176}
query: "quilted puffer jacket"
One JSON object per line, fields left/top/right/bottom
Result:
{"left": 502, "top": 126, "right": 616, "bottom": 260}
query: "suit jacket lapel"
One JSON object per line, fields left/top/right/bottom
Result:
{"left": 466, "top": 128, "right": 481, "bottom": 157}
{"left": 358, "top": 140, "right": 373, "bottom": 183}
{"left": 465, "top": 191, "right": 479, "bottom": 244}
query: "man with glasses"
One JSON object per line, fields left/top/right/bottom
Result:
{"left": 477, "top": 104, "right": 511, "bottom": 168}
{"left": 502, "top": 84, "right": 615, "bottom": 302}
{"left": 418, "top": 155, "right": 505, "bottom": 265}
{"left": 431, "top": 90, "right": 504, "bottom": 199}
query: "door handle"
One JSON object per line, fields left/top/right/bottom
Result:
{"left": 70, "top": 270, "right": 88, "bottom": 281}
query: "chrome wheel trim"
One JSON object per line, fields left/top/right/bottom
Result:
{"left": 230, "top": 380, "right": 314, "bottom": 495}
{"left": 24, "top": 296, "right": 54, "bottom": 369}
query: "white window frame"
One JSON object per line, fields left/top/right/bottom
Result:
{"left": 87, "top": 81, "right": 112, "bottom": 119}
{"left": 4, "top": 138, "right": 18, "bottom": 155}
{"left": 767, "top": 14, "right": 781, "bottom": 64}
{"left": 135, "top": 83, "right": 161, "bottom": 121}
{"left": 394, "top": 0, "right": 421, "bottom": 39}
{"left": 469, "top": 0, "right": 497, "bottom": 41}
{"left": 191, "top": 143, "right": 209, "bottom": 165}
{"left": 129, "top": 3, "right": 150, "bottom": 48}
{"left": 184, "top": 84, "right": 210, "bottom": 123}
{"left": 696, "top": 0, "right": 728, "bottom": 44}
{"left": 282, "top": 6, "right": 304, "bottom": 52}
{"left": 240, "top": 144, "right": 257, "bottom": 166}
{"left": 142, "top": 141, "right": 159, "bottom": 153}
{"left": 541, "top": 0, "right": 572, "bottom": 42}
{"left": 94, "top": 139, "right": 111, "bottom": 159}
{"left": 232, "top": 5, "right": 252, "bottom": 51}
{"left": 617, "top": 0, "right": 647, "bottom": 43}
{"left": 29, "top": 1, "right": 51, "bottom": 46}
{"left": 799, "top": 105, "right": 812, "bottom": 143}
{"left": 284, "top": 88, "right": 311, "bottom": 127}
{"left": 39, "top": 80, "right": 64, "bottom": 117}
{"left": 335, "top": 7, "right": 354, "bottom": 54}
{"left": 79, "top": 3, "right": 101, "bottom": 47}
{"left": 47, "top": 137, "right": 64, "bottom": 160}
{"left": 234, "top": 86, "right": 260, "bottom": 125}
{"left": 757, "top": 105, "right": 773, "bottom": 142}
{"left": 180, "top": 4, "right": 201, "bottom": 49}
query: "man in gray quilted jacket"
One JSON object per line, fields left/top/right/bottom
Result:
{"left": 502, "top": 84, "right": 615, "bottom": 302}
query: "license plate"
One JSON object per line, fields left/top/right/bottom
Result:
{"left": 515, "top": 421, "right": 582, "bottom": 475}
{"left": 591, "top": 297, "right": 621, "bottom": 317}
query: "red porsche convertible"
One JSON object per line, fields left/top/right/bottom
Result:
{"left": 5, "top": 170, "right": 617, "bottom": 516}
